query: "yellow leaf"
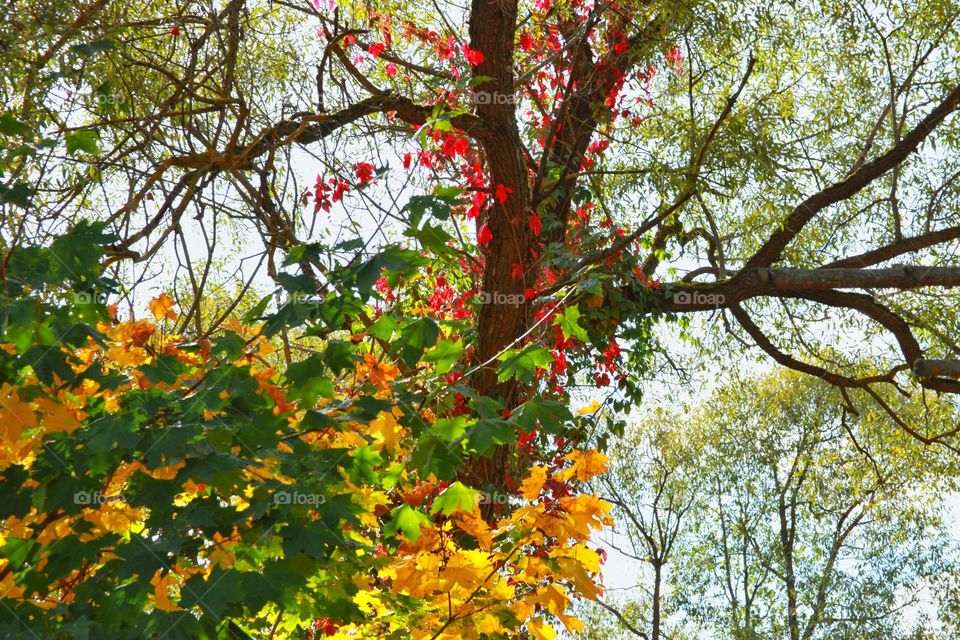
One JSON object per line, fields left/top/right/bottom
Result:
{"left": 368, "top": 410, "right": 404, "bottom": 453}
{"left": 528, "top": 617, "right": 557, "bottom": 640}
{"left": 150, "top": 570, "right": 180, "bottom": 611}
{"left": 519, "top": 465, "right": 548, "bottom": 501}
{"left": 455, "top": 509, "right": 494, "bottom": 551}
{"left": 577, "top": 400, "right": 602, "bottom": 415}
{"left": 554, "top": 449, "right": 608, "bottom": 482}
{"left": 149, "top": 293, "right": 177, "bottom": 321}
{"left": 476, "top": 614, "right": 507, "bottom": 635}
{"left": 0, "top": 384, "right": 37, "bottom": 442}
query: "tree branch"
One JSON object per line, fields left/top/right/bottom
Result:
{"left": 741, "top": 82, "right": 960, "bottom": 271}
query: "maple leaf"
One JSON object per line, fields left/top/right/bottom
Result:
{"left": 368, "top": 410, "right": 404, "bottom": 452}
{"left": 455, "top": 509, "right": 494, "bottom": 550}
{"left": 555, "top": 450, "right": 609, "bottom": 482}
{"left": 519, "top": 465, "right": 548, "bottom": 500}
{"left": 151, "top": 570, "right": 180, "bottom": 612}
{"left": 149, "top": 293, "right": 177, "bottom": 321}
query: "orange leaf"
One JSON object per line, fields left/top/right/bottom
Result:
{"left": 149, "top": 293, "right": 177, "bottom": 321}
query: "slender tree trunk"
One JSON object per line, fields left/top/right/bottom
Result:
{"left": 651, "top": 561, "right": 662, "bottom": 640}
{"left": 778, "top": 494, "right": 801, "bottom": 640}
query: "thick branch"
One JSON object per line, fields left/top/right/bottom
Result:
{"left": 657, "top": 265, "right": 960, "bottom": 311}
{"left": 914, "top": 359, "right": 960, "bottom": 379}
{"left": 821, "top": 225, "right": 960, "bottom": 269}
{"left": 741, "top": 83, "right": 960, "bottom": 271}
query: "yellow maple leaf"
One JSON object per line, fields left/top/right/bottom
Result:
{"left": 554, "top": 449, "right": 609, "bottom": 482}
{"left": 559, "top": 494, "right": 614, "bottom": 534}
{"left": 455, "top": 509, "right": 494, "bottom": 551}
{"left": 476, "top": 614, "right": 507, "bottom": 635}
{"left": 519, "top": 465, "right": 548, "bottom": 501}
{"left": 0, "top": 383, "right": 37, "bottom": 442}
{"left": 368, "top": 410, "right": 404, "bottom": 452}
{"left": 149, "top": 293, "right": 177, "bottom": 321}
{"left": 527, "top": 617, "right": 557, "bottom": 640}
{"left": 150, "top": 570, "right": 180, "bottom": 611}
{"left": 35, "top": 397, "right": 81, "bottom": 434}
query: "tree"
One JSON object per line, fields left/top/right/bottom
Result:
{"left": 592, "top": 414, "right": 695, "bottom": 640}
{"left": 3, "top": 0, "right": 960, "bottom": 637}
{"left": 587, "top": 370, "right": 960, "bottom": 640}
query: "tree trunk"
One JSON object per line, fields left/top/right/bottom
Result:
{"left": 651, "top": 561, "right": 662, "bottom": 640}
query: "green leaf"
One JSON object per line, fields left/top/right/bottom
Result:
{"left": 70, "top": 39, "right": 116, "bottom": 57}
{"left": 423, "top": 339, "right": 463, "bottom": 374}
{"left": 430, "top": 481, "right": 480, "bottom": 516}
{"left": 242, "top": 293, "right": 273, "bottom": 323}
{"left": 403, "top": 194, "right": 454, "bottom": 226}
{"left": 367, "top": 314, "right": 397, "bottom": 340}
{"left": 65, "top": 130, "right": 100, "bottom": 156}
{"left": 434, "top": 415, "right": 471, "bottom": 442}
{"left": 409, "top": 433, "right": 463, "bottom": 479}
{"left": 553, "top": 305, "right": 588, "bottom": 342}
{"left": 353, "top": 247, "right": 429, "bottom": 295}
{"left": 0, "top": 182, "right": 33, "bottom": 208}
{"left": 0, "top": 114, "right": 33, "bottom": 137}
{"left": 276, "top": 271, "right": 315, "bottom": 294}
{"left": 405, "top": 223, "right": 455, "bottom": 255}
{"left": 464, "top": 418, "right": 514, "bottom": 456}
{"left": 385, "top": 505, "right": 431, "bottom": 540}
{"left": 513, "top": 398, "right": 574, "bottom": 434}
{"left": 285, "top": 355, "right": 335, "bottom": 406}
{"left": 496, "top": 346, "right": 553, "bottom": 384}
{"left": 394, "top": 318, "right": 440, "bottom": 368}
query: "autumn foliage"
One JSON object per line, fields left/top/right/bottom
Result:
{"left": 0, "top": 223, "right": 613, "bottom": 638}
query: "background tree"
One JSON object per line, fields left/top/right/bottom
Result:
{"left": 582, "top": 370, "right": 960, "bottom": 640}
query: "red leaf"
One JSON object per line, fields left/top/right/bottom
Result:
{"left": 477, "top": 224, "right": 493, "bottom": 246}
{"left": 494, "top": 183, "right": 512, "bottom": 204}
{"left": 519, "top": 32, "right": 533, "bottom": 51}
{"left": 462, "top": 45, "right": 484, "bottom": 66}
{"left": 511, "top": 262, "right": 524, "bottom": 279}
{"left": 385, "top": 62, "right": 398, "bottom": 76}
{"left": 528, "top": 213, "right": 542, "bottom": 237}
{"left": 353, "top": 162, "right": 375, "bottom": 185}
{"left": 331, "top": 178, "right": 349, "bottom": 203}
{"left": 402, "top": 152, "right": 412, "bottom": 170}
